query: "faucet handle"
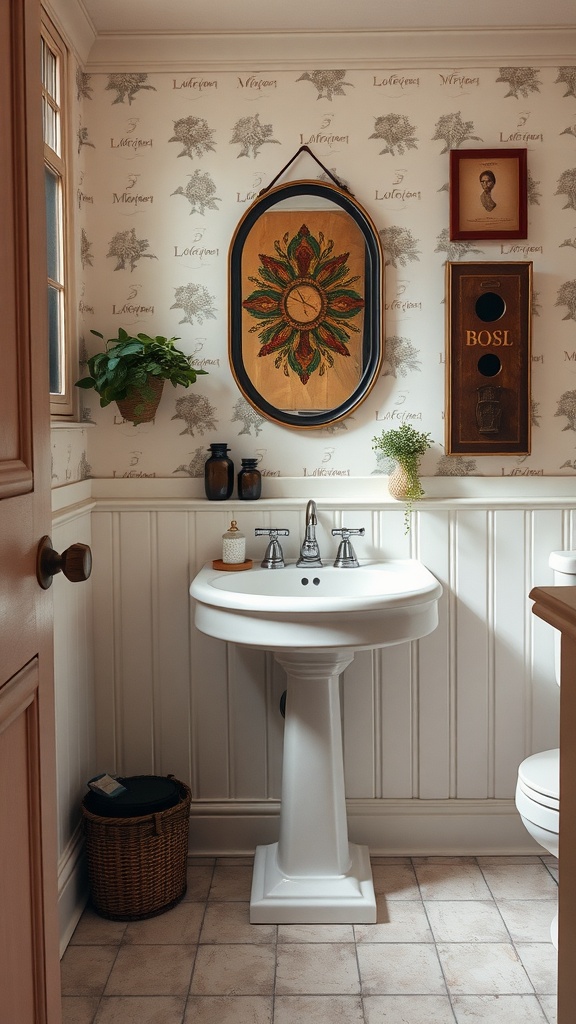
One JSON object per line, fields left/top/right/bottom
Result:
{"left": 255, "top": 528, "right": 289, "bottom": 569}
{"left": 331, "top": 527, "right": 365, "bottom": 569}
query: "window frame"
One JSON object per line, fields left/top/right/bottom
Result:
{"left": 42, "top": 14, "right": 76, "bottom": 419}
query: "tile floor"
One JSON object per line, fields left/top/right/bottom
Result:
{"left": 61, "top": 854, "right": 559, "bottom": 1024}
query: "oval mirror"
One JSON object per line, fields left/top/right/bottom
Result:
{"left": 229, "top": 180, "right": 384, "bottom": 429}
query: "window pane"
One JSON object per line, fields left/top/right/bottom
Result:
{"left": 41, "top": 38, "right": 57, "bottom": 99}
{"left": 48, "top": 284, "right": 62, "bottom": 394}
{"left": 42, "top": 96, "right": 58, "bottom": 152}
{"left": 44, "top": 167, "right": 60, "bottom": 282}
{"left": 41, "top": 37, "right": 60, "bottom": 155}
{"left": 43, "top": 17, "right": 71, "bottom": 413}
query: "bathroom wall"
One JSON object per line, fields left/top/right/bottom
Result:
{"left": 71, "top": 43, "right": 576, "bottom": 481}
{"left": 47, "top": 7, "right": 576, "bottom": 942}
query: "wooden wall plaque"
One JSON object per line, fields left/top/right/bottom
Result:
{"left": 445, "top": 261, "right": 532, "bottom": 455}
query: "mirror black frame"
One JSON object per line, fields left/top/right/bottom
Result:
{"left": 229, "top": 180, "right": 384, "bottom": 429}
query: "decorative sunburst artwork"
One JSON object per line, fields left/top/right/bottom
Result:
{"left": 242, "top": 221, "right": 365, "bottom": 392}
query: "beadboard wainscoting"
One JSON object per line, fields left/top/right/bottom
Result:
{"left": 51, "top": 487, "right": 96, "bottom": 952}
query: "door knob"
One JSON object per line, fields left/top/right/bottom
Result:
{"left": 36, "top": 535, "right": 92, "bottom": 590}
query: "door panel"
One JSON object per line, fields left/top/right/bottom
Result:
{"left": 0, "top": 663, "right": 44, "bottom": 1023}
{"left": 0, "top": 0, "right": 61, "bottom": 1021}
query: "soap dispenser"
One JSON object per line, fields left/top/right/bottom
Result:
{"left": 222, "top": 521, "right": 246, "bottom": 565}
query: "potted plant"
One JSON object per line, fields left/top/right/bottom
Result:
{"left": 372, "top": 422, "right": 433, "bottom": 532}
{"left": 75, "top": 328, "right": 208, "bottom": 425}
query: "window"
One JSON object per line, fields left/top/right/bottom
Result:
{"left": 42, "top": 17, "right": 73, "bottom": 416}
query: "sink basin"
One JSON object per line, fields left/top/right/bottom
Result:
{"left": 191, "top": 559, "right": 442, "bottom": 650}
{"left": 190, "top": 556, "right": 442, "bottom": 924}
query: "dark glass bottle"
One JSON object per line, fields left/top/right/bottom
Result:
{"left": 238, "top": 458, "right": 262, "bottom": 500}
{"left": 204, "top": 443, "right": 234, "bottom": 500}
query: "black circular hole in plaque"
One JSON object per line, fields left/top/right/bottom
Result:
{"left": 478, "top": 353, "right": 502, "bottom": 377}
{"left": 313, "top": 577, "right": 321, "bottom": 585}
{"left": 301, "top": 578, "right": 309, "bottom": 586}
{"left": 475, "top": 291, "right": 506, "bottom": 322}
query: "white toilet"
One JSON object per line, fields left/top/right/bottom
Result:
{"left": 515, "top": 550, "right": 576, "bottom": 948}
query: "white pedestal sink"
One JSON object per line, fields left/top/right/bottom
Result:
{"left": 191, "top": 559, "right": 442, "bottom": 923}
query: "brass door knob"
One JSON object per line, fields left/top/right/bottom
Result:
{"left": 36, "top": 535, "right": 92, "bottom": 589}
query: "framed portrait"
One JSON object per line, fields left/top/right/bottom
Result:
{"left": 449, "top": 149, "right": 527, "bottom": 241}
{"left": 229, "top": 180, "right": 384, "bottom": 429}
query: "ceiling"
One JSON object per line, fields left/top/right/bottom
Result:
{"left": 80, "top": 0, "right": 576, "bottom": 36}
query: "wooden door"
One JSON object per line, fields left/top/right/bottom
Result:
{"left": 0, "top": 0, "right": 62, "bottom": 1021}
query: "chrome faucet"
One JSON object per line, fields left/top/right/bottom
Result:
{"left": 331, "top": 527, "right": 365, "bottom": 568}
{"left": 296, "top": 500, "right": 323, "bottom": 567}
{"left": 255, "top": 528, "right": 289, "bottom": 569}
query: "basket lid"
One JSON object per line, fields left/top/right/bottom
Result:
{"left": 84, "top": 775, "right": 181, "bottom": 818}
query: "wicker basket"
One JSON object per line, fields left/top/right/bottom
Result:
{"left": 82, "top": 777, "right": 191, "bottom": 920}
{"left": 115, "top": 376, "right": 164, "bottom": 425}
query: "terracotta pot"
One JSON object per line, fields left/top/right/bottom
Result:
{"left": 116, "top": 377, "right": 164, "bottom": 425}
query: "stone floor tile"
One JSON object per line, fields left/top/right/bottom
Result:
{"left": 274, "top": 995, "right": 364, "bottom": 1024}
{"left": 200, "top": 901, "right": 276, "bottom": 944}
{"left": 414, "top": 861, "right": 492, "bottom": 901}
{"left": 275, "top": 942, "right": 360, "bottom": 995}
{"left": 183, "top": 863, "right": 214, "bottom": 901}
{"left": 497, "top": 899, "right": 557, "bottom": 943}
{"left": 515, "top": 943, "right": 558, "bottom": 995}
{"left": 60, "top": 945, "right": 118, "bottom": 996}
{"left": 94, "top": 996, "right": 186, "bottom": 1023}
{"left": 537, "top": 993, "right": 557, "bottom": 1023}
{"left": 184, "top": 995, "right": 273, "bottom": 1024}
{"left": 61, "top": 996, "right": 99, "bottom": 1024}
{"left": 69, "top": 908, "right": 127, "bottom": 946}
{"left": 357, "top": 942, "right": 446, "bottom": 995}
{"left": 354, "top": 900, "right": 433, "bottom": 943}
{"left": 436, "top": 941, "right": 533, "bottom": 995}
{"left": 190, "top": 943, "right": 276, "bottom": 995}
{"left": 371, "top": 863, "right": 421, "bottom": 900}
{"left": 122, "top": 901, "right": 204, "bottom": 944}
{"left": 208, "top": 864, "right": 253, "bottom": 901}
{"left": 480, "top": 864, "right": 559, "bottom": 900}
{"left": 451, "top": 993, "right": 549, "bottom": 1022}
{"left": 364, "top": 994, "right": 456, "bottom": 1024}
{"left": 424, "top": 899, "right": 509, "bottom": 942}
{"left": 278, "top": 922, "right": 354, "bottom": 943}
{"left": 104, "top": 944, "right": 195, "bottom": 996}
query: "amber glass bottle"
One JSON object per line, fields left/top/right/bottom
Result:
{"left": 204, "top": 443, "right": 234, "bottom": 500}
{"left": 237, "top": 458, "right": 261, "bottom": 500}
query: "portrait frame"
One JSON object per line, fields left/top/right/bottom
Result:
{"left": 229, "top": 179, "right": 384, "bottom": 429}
{"left": 449, "top": 148, "right": 527, "bottom": 241}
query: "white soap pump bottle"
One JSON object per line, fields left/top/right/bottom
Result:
{"left": 222, "top": 520, "right": 246, "bottom": 565}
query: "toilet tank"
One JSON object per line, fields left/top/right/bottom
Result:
{"left": 549, "top": 550, "right": 576, "bottom": 585}
{"left": 548, "top": 551, "right": 576, "bottom": 684}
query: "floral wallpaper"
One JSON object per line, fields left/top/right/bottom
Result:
{"left": 71, "top": 61, "right": 576, "bottom": 482}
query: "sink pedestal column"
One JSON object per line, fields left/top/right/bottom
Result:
{"left": 250, "top": 649, "right": 376, "bottom": 923}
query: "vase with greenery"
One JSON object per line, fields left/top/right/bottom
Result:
{"left": 75, "top": 328, "right": 208, "bottom": 425}
{"left": 372, "top": 422, "right": 433, "bottom": 532}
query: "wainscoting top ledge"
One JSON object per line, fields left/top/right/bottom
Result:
{"left": 72, "top": 474, "right": 576, "bottom": 504}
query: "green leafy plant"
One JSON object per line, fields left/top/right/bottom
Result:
{"left": 372, "top": 422, "right": 433, "bottom": 531}
{"left": 75, "top": 328, "right": 207, "bottom": 411}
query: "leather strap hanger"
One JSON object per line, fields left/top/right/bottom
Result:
{"left": 258, "top": 144, "right": 353, "bottom": 195}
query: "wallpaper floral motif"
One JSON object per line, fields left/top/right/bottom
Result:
{"left": 73, "top": 62, "right": 576, "bottom": 482}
